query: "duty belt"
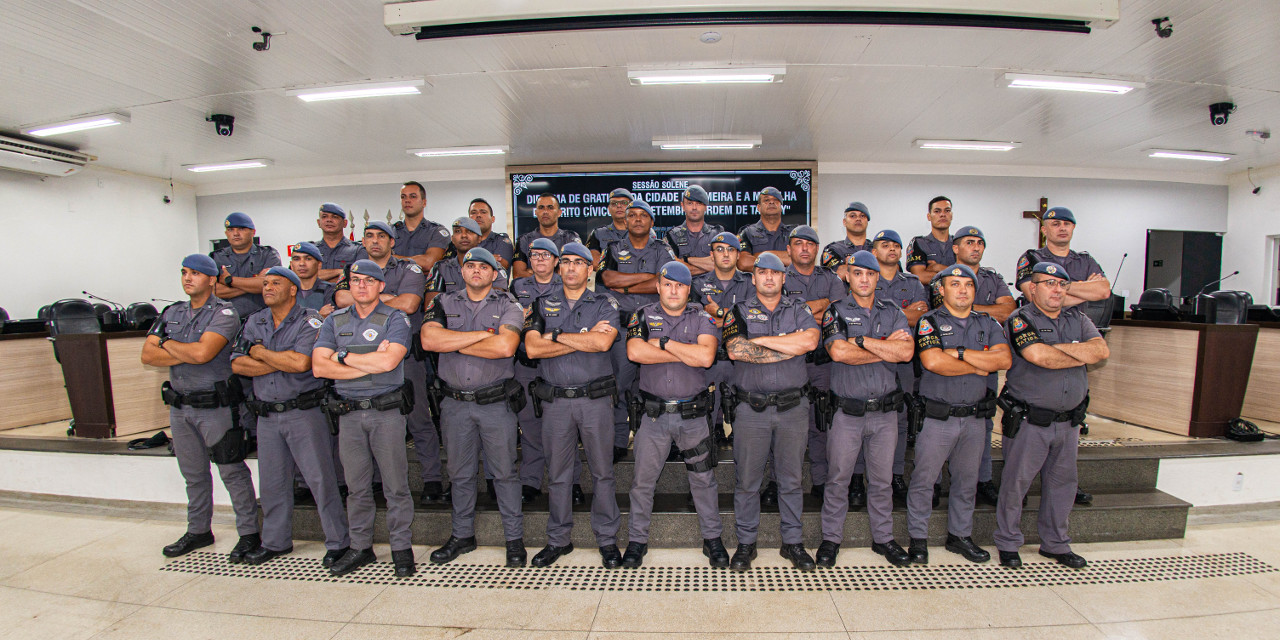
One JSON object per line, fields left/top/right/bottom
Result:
{"left": 734, "top": 383, "right": 813, "bottom": 413}
{"left": 833, "top": 389, "right": 904, "bottom": 417}
{"left": 998, "top": 389, "right": 1089, "bottom": 428}
{"left": 638, "top": 389, "right": 713, "bottom": 419}
{"left": 533, "top": 375, "right": 616, "bottom": 401}
{"left": 247, "top": 387, "right": 326, "bottom": 416}
{"left": 922, "top": 391, "right": 998, "bottom": 420}
{"left": 441, "top": 379, "right": 510, "bottom": 405}
{"left": 328, "top": 387, "right": 408, "bottom": 413}
{"left": 160, "top": 379, "right": 241, "bottom": 410}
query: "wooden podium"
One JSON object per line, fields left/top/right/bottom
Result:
{"left": 55, "top": 334, "right": 116, "bottom": 438}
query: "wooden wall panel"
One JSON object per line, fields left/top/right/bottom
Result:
{"left": 0, "top": 337, "right": 71, "bottom": 430}
{"left": 1088, "top": 325, "right": 1198, "bottom": 435}
{"left": 105, "top": 337, "right": 170, "bottom": 437}
{"left": 1243, "top": 327, "right": 1280, "bottom": 422}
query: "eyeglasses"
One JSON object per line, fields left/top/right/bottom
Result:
{"left": 1032, "top": 278, "right": 1068, "bottom": 289}
{"left": 529, "top": 251, "right": 555, "bottom": 261}
{"left": 349, "top": 276, "right": 380, "bottom": 287}
{"left": 711, "top": 246, "right": 737, "bottom": 254}
{"left": 560, "top": 258, "right": 590, "bottom": 267}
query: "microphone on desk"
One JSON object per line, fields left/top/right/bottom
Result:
{"left": 1110, "top": 253, "right": 1128, "bottom": 295}
{"left": 82, "top": 291, "right": 124, "bottom": 309}
{"left": 1198, "top": 271, "right": 1240, "bottom": 296}
{"left": 150, "top": 298, "right": 177, "bottom": 305}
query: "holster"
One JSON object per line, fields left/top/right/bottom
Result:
{"left": 905, "top": 393, "right": 925, "bottom": 445}
{"left": 426, "top": 378, "right": 443, "bottom": 426}
{"left": 812, "top": 388, "right": 833, "bottom": 433}
{"left": 720, "top": 384, "right": 738, "bottom": 426}
{"left": 528, "top": 378, "right": 546, "bottom": 418}
{"left": 208, "top": 393, "right": 250, "bottom": 464}
{"left": 627, "top": 391, "right": 644, "bottom": 432}
{"left": 503, "top": 378, "right": 527, "bottom": 415}
{"left": 320, "top": 388, "right": 347, "bottom": 435}
{"left": 996, "top": 388, "right": 1025, "bottom": 439}
{"left": 680, "top": 435, "right": 719, "bottom": 473}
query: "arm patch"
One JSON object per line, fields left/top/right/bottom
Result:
{"left": 720, "top": 306, "right": 745, "bottom": 343}
{"left": 1008, "top": 314, "right": 1042, "bottom": 352}
{"left": 915, "top": 317, "right": 942, "bottom": 351}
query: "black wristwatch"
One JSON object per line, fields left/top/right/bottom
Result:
{"left": 549, "top": 328, "right": 562, "bottom": 343}
{"left": 223, "top": 274, "right": 234, "bottom": 286}
{"left": 336, "top": 348, "right": 349, "bottom": 365}
{"left": 715, "top": 307, "right": 726, "bottom": 318}
{"left": 956, "top": 346, "right": 966, "bottom": 361}
{"left": 854, "top": 335, "right": 865, "bottom": 349}
{"left": 659, "top": 336, "right": 670, "bottom": 350}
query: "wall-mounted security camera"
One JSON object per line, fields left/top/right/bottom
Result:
{"left": 251, "top": 26, "right": 271, "bottom": 52}
{"left": 207, "top": 114, "right": 235, "bottom": 136}
{"left": 1209, "top": 102, "right": 1235, "bottom": 126}
{"left": 1151, "top": 17, "right": 1172, "bottom": 38}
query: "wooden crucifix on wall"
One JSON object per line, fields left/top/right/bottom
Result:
{"left": 1023, "top": 197, "right": 1048, "bottom": 248}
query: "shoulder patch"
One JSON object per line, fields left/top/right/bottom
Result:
{"left": 1011, "top": 316, "right": 1027, "bottom": 331}
{"left": 408, "top": 264, "right": 422, "bottom": 274}
{"left": 607, "top": 297, "right": 619, "bottom": 310}
{"left": 307, "top": 317, "right": 323, "bottom": 329}
{"left": 438, "top": 228, "right": 449, "bottom": 237}
{"left": 917, "top": 318, "right": 934, "bottom": 335}
{"left": 221, "top": 308, "right": 235, "bottom": 316}
{"left": 1017, "top": 255, "right": 1030, "bottom": 269}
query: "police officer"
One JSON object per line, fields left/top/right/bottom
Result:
{"left": 587, "top": 188, "right": 635, "bottom": 266}
{"left": 994, "top": 261, "right": 1109, "bottom": 569}
{"left": 231, "top": 267, "right": 350, "bottom": 566}
{"left": 664, "top": 185, "right": 724, "bottom": 276}
{"left": 421, "top": 248, "right": 528, "bottom": 567}
{"left": 312, "top": 259, "right": 416, "bottom": 577}
{"left": 468, "top": 198, "right": 514, "bottom": 269}
{"left": 622, "top": 262, "right": 726, "bottom": 569}
{"left": 599, "top": 199, "right": 678, "bottom": 461}
{"left": 1014, "top": 206, "right": 1110, "bottom": 506}
{"left": 143, "top": 254, "right": 258, "bottom": 561}
{"left": 907, "top": 264, "right": 1011, "bottom": 565}
{"left": 394, "top": 181, "right": 452, "bottom": 272}
{"left": 314, "top": 203, "right": 366, "bottom": 282}
{"left": 821, "top": 201, "right": 874, "bottom": 283}
{"left": 524, "top": 242, "right": 624, "bottom": 568}
{"left": 425, "top": 217, "right": 510, "bottom": 303}
{"left": 936, "top": 228, "right": 1016, "bottom": 506}
{"left": 289, "top": 242, "right": 337, "bottom": 316}
{"left": 817, "top": 250, "right": 914, "bottom": 568}
{"left": 512, "top": 193, "right": 582, "bottom": 279}
{"left": 212, "top": 212, "right": 282, "bottom": 321}
{"left": 691, "top": 232, "right": 755, "bottom": 444}
{"left": 906, "top": 196, "right": 955, "bottom": 284}
{"left": 721, "top": 252, "right": 821, "bottom": 572}
{"left": 737, "top": 187, "right": 795, "bottom": 271}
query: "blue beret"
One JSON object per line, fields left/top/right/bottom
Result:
{"left": 463, "top": 247, "right": 500, "bottom": 270}
{"left": 759, "top": 186, "right": 783, "bottom": 201}
{"left": 844, "top": 201, "right": 870, "bottom": 219}
{"left": 529, "top": 237, "right": 560, "bottom": 257}
{"left": 182, "top": 254, "right": 218, "bottom": 276}
{"left": 658, "top": 261, "right": 692, "bottom": 286}
{"left": 1032, "top": 261, "right": 1071, "bottom": 282}
{"left": 319, "top": 203, "right": 346, "bottom": 218}
{"left": 1043, "top": 207, "right": 1076, "bottom": 224}
{"left": 710, "top": 231, "right": 740, "bottom": 250}
{"left": 559, "top": 242, "right": 592, "bottom": 262}
{"left": 627, "top": 199, "right": 654, "bottom": 218}
{"left": 754, "top": 252, "right": 787, "bottom": 273}
{"left": 933, "top": 264, "right": 977, "bottom": 284}
{"left": 682, "top": 185, "right": 709, "bottom": 205}
{"left": 265, "top": 266, "right": 301, "bottom": 290}
{"left": 348, "top": 259, "right": 386, "bottom": 282}
{"left": 365, "top": 221, "right": 395, "bottom": 238}
{"left": 789, "top": 225, "right": 820, "bottom": 244}
{"left": 451, "top": 216, "right": 481, "bottom": 236}
{"left": 872, "top": 229, "right": 903, "bottom": 247}
{"left": 846, "top": 250, "right": 880, "bottom": 272}
{"left": 609, "top": 188, "right": 633, "bottom": 200}
{"left": 290, "top": 241, "right": 322, "bottom": 261}
{"left": 224, "top": 212, "right": 254, "bottom": 230}
{"left": 953, "top": 226, "right": 985, "bottom": 243}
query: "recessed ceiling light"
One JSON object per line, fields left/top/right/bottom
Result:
{"left": 653, "top": 136, "right": 761, "bottom": 151}
{"left": 23, "top": 112, "right": 130, "bottom": 137}
{"left": 914, "top": 139, "right": 1021, "bottom": 151}
{"left": 286, "top": 80, "right": 425, "bottom": 102}
{"left": 1147, "top": 149, "right": 1233, "bottom": 162}
{"left": 407, "top": 146, "right": 508, "bottom": 157}
{"left": 182, "top": 159, "right": 274, "bottom": 173}
{"left": 1002, "top": 73, "right": 1142, "bottom": 95}
{"left": 629, "top": 67, "right": 784, "bottom": 86}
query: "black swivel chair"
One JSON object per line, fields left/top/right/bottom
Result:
{"left": 124, "top": 302, "right": 159, "bottom": 331}
{"left": 1130, "top": 288, "right": 1181, "bottom": 321}
{"left": 47, "top": 299, "right": 102, "bottom": 362}
{"left": 1081, "top": 296, "right": 1116, "bottom": 334}
{"left": 1209, "top": 291, "right": 1252, "bottom": 325}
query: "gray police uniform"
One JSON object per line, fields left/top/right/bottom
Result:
{"left": 781, "top": 265, "right": 848, "bottom": 487}
{"left": 586, "top": 225, "right": 629, "bottom": 255}
{"left": 908, "top": 308, "right": 1007, "bottom": 541}
{"left": 855, "top": 272, "right": 928, "bottom": 477}
{"left": 479, "top": 231, "right": 515, "bottom": 267}
{"left": 626, "top": 302, "right": 723, "bottom": 543}
{"left": 600, "top": 237, "right": 679, "bottom": 449}
{"left": 210, "top": 243, "right": 282, "bottom": 319}
{"left": 425, "top": 255, "right": 511, "bottom": 294}
{"left": 314, "top": 237, "right": 366, "bottom": 272}
{"left": 233, "top": 304, "right": 349, "bottom": 553}
{"left": 298, "top": 279, "right": 336, "bottom": 312}
{"left": 820, "top": 238, "right": 874, "bottom": 271}
{"left": 663, "top": 221, "right": 725, "bottom": 261}
{"left": 426, "top": 290, "right": 527, "bottom": 542}
{"left": 906, "top": 234, "right": 955, "bottom": 275}
{"left": 514, "top": 229, "right": 582, "bottom": 267}
{"left": 722, "top": 295, "right": 819, "bottom": 546}
{"left": 314, "top": 303, "right": 415, "bottom": 551}
{"left": 392, "top": 218, "right": 452, "bottom": 259}
{"left": 692, "top": 270, "right": 755, "bottom": 429}
{"left": 1015, "top": 247, "right": 1104, "bottom": 290}
{"left": 526, "top": 288, "right": 623, "bottom": 547}
{"left": 820, "top": 297, "right": 909, "bottom": 544}
{"left": 156, "top": 298, "right": 259, "bottom": 537}
{"left": 510, "top": 274, "right": 578, "bottom": 489}
{"left": 994, "top": 304, "right": 1101, "bottom": 554}
{"left": 737, "top": 220, "right": 795, "bottom": 258}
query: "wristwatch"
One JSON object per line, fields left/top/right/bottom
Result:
{"left": 659, "top": 336, "right": 670, "bottom": 350}
{"left": 549, "top": 328, "right": 562, "bottom": 343}
{"left": 854, "top": 335, "right": 865, "bottom": 349}
{"left": 336, "top": 348, "right": 349, "bottom": 365}
{"left": 715, "top": 307, "right": 726, "bottom": 319}
{"left": 956, "top": 346, "right": 966, "bottom": 361}
{"left": 223, "top": 274, "right": 234, "bottom": 287}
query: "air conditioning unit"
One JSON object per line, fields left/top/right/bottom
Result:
{"left": 0, "top": 135, "right": 94, "bottom": 177}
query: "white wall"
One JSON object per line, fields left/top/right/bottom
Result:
{"left": 0, "top": 167, "right": 198, "bottom": 318}
{"left": 1223, "top": 164, "right": 1280, "bottom": 305}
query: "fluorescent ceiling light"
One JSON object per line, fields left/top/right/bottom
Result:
{"left": 1147, "top": 149, "right": 1233, "bottom": 162}
{"left": 914, "top": 139, "right": 1020, "bottom": 151}
{"left": 286, "top": 79, "right": 425, "bottom": 102}
{"left": 23, "top": 112, "right": 130, "bottom": 137}
{"left": 182, "top": 159, "right": 274, "bottom": 173}
{"left": 1002, "top": 73, "right": 1142, "bottom": 95}
{"left": 407, "top": 145, "right": 508, "bottom": 157}
{"left": 653, "top": 136, "right": 761, "bottom": 151}
{"left": 629, "top": 67, "right": 785, "bottom": 86}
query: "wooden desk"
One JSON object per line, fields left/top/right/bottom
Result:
{"left": 1242, "top": 322, "right": 1280, "bottom": 422}
{"left": 1088, "top": 320, "right": 1258, "bottom": 437}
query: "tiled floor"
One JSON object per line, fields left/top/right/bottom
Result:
{"left": 1, "top": 504, "right": 1279, "bottom": 639}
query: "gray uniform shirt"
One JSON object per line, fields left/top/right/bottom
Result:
{"left": 156, "top": 297, "right": 241, "bottom": 394}
{"left": 1005, "top": 304, "right": 1101, "bottom": 411}
{"left": 298, "top": 279, "right": 336, "bottom": 312}
{"left": 663, "top": 221, "right": 725, "bottom": 260}
{"left": 232, "top": 303, "right": 325, "bottom": 402}
{"left": 721, "top": 294, "right": 819, "bottom": 393}
{"left": 525, "top": 287, "right": 621, "bottom": 386}
{"left": 599, "top": 237, "right": 678, "bottom": 313}
{"left": 782, "top": 265, "right": 847, "bottom": 306}
{"left": 392, "top": 218, "right": 452, "bottom": 259}
{"left": 692, "top": 270, "right": 755, "bottom": 312}
{"left": 337, "top": 256, "right": 427, "bottom": 331}
{"left": 1015, "top": 247, "right": 1104, "bottom": 288}
{"left": 586, "top": 225, "right": 630, "bottom": 254}
{"left": 737, "top": 220, "right": 795, "bottom": 256}
{"left": 210, "top": 244, "right": 282, "bottom": 319}
{"left": 314, "top": 237, "right": 366, "bottom": 271}
{"left": 822, "top": 297, "right": 909, "bottom": 399}
{"left": 915, "top": 307, "right": 1008, "bottom": 405}
{"left": 514, "top": 228, "right": 582, "bottom": 266}
{"left": 424, "top": 289, "right": 524, "bottom": 390}
{"left": 821, "top": 238, "right": 874, "bottom": 270}
{"left": 314, "top": 302, "right": 413, "bottom": 399}
{"left": 906, "top": 233, "right": 955, "bottom": 272}
{"left": 929, "top": 266, "right": 1013, "bottom": 310}
{"left": 425, "top": 256, "right": 510, "bottom": 298}
{"left": 876, "top": 271, "right": 927, "bottom": 311}
{"left": 627, "top": 302, "right": 718, "bottom": 399}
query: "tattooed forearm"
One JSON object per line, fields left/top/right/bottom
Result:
{"left": 726, "top": 336, "right": 792, "bottom": 363}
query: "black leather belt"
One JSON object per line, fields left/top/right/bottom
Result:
{"left": 248, "top": 387, "right": 326, "bottom": 416}
{"left": 441, "top": 379, "right": 509, "bottom": 405}
{"left": 833, "top": 390, "right": 904, "bottom": 416}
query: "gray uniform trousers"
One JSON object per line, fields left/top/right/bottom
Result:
{"left": 734, "top": 400, "right": 809, "bottom": 545}
{"left": 707, "top": 360, "right": 733, "bottom": 432}
{"left": 804, "top": 362, "right": 832, "bottom": 485}
{"left": 441, "top": 398, "right": 524, "bottom": 541}
{"left": 993, "top": 420, "right": 1079, "bottom": 554}
{"left": 258, "top": 409, "right": 350, "bottom": 551}
{"left": 293, "top": 435, "right": 345, "bottom": 490}
{"left": 170, "top": 406, "right": 259, "bottom": 536}
{"left": 978, "top": 418, "right": 995, "bottom": 483}
{"left": 855, "top": 372, "right": 916, "bottom": 477}
{"left": 542, "top": 395, "right": 620, "bottom": 547}
{"left": 907, "top": 416, "right": 984, "bottom": 539}
{"left": 628, "top": 412, "right": 722, "bottom": 543}
{"left": 339, "top": 408, "right": 414, "bottom": 550}
{"left": 404, "top": 357, "right": 444, "bottom": 484}
{"left": 822, "top": 410, "right": 898, "bottom": 544}
{"left": 515, "top": 365, "right": 584, "bottom": 488}
{"left": 610, "top": 338, "right": 639, "bottom": 449}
